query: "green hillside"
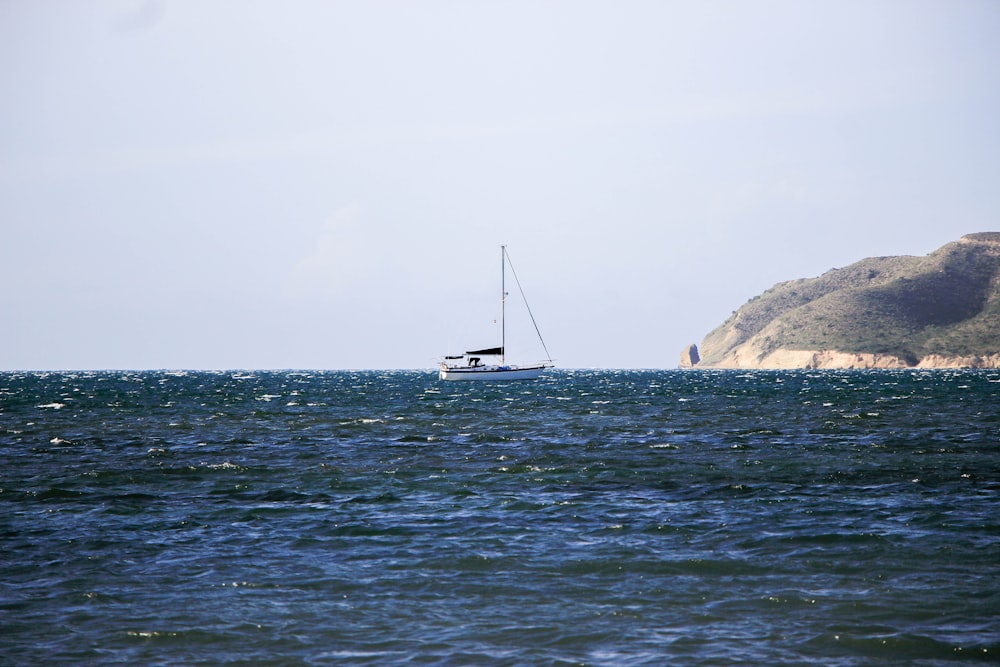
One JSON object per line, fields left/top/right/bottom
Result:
{"left": 697, "top": 233, "right": 1000, "bottom": 366}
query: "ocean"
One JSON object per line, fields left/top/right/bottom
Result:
{"left": 1, "top": 369, "right": 998, "bottom": 666}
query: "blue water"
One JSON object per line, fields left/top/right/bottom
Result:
{"left": 2, "top": 369, "right": 998, "bottom": 665}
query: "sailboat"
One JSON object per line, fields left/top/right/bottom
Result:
{"left": 439, "top": 245, "right": 554, "bottom": 381}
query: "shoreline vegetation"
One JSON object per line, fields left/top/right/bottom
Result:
{"left": 682, "top": 232, "right": 1000, "bottom": 370}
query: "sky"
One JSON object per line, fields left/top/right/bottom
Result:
{"left": 2, "top": 0, "right": 999, "bottom": 370}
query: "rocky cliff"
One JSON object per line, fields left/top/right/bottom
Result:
{"left": 685, "top": 233, "right": 1000, "bottom": 369}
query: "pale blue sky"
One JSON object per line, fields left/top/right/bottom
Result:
{"left": 2, "top": 0, "right": 998, "bottom": 369}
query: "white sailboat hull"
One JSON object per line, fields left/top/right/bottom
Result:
{"left": 438, "top": 363, "right": 550, "bottom": 381}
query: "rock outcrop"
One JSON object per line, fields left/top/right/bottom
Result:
{"left": 679, "top": 343, "right": 700, "bottom": 368}
{"left": 685, "top": 233, "right": 1000, "bottom": 369}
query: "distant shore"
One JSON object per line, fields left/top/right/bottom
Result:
{"left": 691, "top": 348, "right": 1000, "bottom": 370}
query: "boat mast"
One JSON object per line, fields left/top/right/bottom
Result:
{"left": 500, "top": 244, "right": 506, "bottom": 365}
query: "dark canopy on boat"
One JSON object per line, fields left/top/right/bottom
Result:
{"left": 466, "top": 347, "right": 503, "bottom": 356}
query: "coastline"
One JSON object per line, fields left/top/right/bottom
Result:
{"left": 692, "top": 348, "right": 1000, "bottom": 370}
